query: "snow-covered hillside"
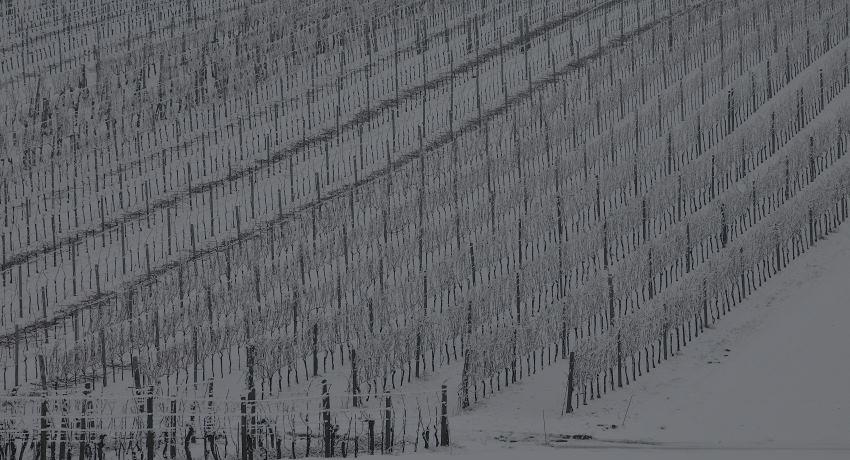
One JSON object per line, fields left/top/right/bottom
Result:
{"left": 3, "top": 0, "right": 850, "bottom": 458}
{"left": 392, "top": 219, "right": 850, "bottom": 458}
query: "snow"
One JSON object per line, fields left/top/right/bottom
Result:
{"left": 4, "top": 3, "right": 850, "bottom": 459}
{"left": 364, "top": 220, "right": 850, "bottom": 458}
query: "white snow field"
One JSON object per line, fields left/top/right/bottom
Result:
{"left": 377, "top": 219, "right": 850, "bottom": 458}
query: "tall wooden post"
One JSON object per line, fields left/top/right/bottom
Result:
{"left": 440, "top": 385, "right": 449, "bottom": 446}
{"left": 146, "top": 386, "right": 154, "bottom": 460}
{"left": 322, "top": 380, "right": 332, "bottom": 457}
{"left": 565, "top": 352, "right": 575, "bottom": 413}
{"left": 383, "top": 392, "right": 393, "bottom": 452}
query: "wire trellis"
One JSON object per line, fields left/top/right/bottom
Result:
{"left": 0, "top": 383, "right": 449, "bottom": 459}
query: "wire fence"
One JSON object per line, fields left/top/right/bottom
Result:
{"left": 0, "top": 382, "right": 450, "bottom": 459}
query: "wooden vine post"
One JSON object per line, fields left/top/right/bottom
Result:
{"left": 384, "top": 391, "right": 393, "bottom": 453}
{"left": 322, "top": 379, "right": 333, "bottom": 457}
{"left": 440, "top": 384, "right": 450, "bottom": 446}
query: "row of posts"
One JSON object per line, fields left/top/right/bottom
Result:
{"left": 236, "top": 382, "right": 449, "bottom": 459}
{"left": 41, "top": 328, "right": 444, "bottom": 459}
{"left": 25, "top": 354, "right": 449, "bottom": 459}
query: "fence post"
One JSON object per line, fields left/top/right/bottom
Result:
{"left": 809, "top": 208, "right": 815, "bottom": 246}
{"left": 171, "top": 399, "right": 177, "bottom": 459}
{"left": 13, "top": 324, "right": 19, "bottom": 388}
{"left": 58, "top": 406, "right": 67, "bottom": 460}
{"left": 313, "top": 323, "right": 319, "bottom": 377}
{"left": 440, "top": 385, "right": 449, "bottom": 446}
{"left": 99, "top": 330, "right": 107, "bottom": 388}
{"left": 246, "top": 346, "right": 256, "bottom": 460}
{"left": 322, "top": 380, "right": 332, "bottom": 458}
{"left": 131, "top": 356, "right": 141, "bottom": 389}
{"left": 240, "top": 397, "right": 248, "bottom": 460}
{"left": 38, "top": 356, "right": 47, "bottom": 460}
{"left": 703, "top": 280, "right": 709, "bottom": 328}
{"left": 80, "top": 383, "right": 90, "bottom": 460}
{"left": 350, "top": 348, "right": 360, "bottom": 408}
{"left": 193, "top": 328, "right": 198, "bottom": 384}
{"left": 384, "top": 392, "right": 393, "bottom": 453}
{"left": 146, "top": 386, "right": 154, "bottom": 460}
{"left": 617, "top": 334, "right": 623, "bottom": 388}
{"left": 607, "top": 273, "right": 615, "bottom": 326}
{"left": 663, "top": 305, "right": 670, "bottom": 361}
{"left": 368, "top": 419, "right": 375, "bottom": 455}
{"left": 565, "top": 352, "right": 575, "bottom": 414}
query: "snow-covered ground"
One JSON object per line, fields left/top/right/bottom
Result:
{"left": 354, "top": 220, "right": 850, "bottom": 458}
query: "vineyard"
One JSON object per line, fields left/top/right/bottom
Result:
{"left": 2, "top": 0, "right": 850, "bottom": 458}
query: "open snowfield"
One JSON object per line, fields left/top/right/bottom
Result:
{"left": 362, "top": 219, "right": 850, "bottom": 458}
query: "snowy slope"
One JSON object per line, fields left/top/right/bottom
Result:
{"left": 381, "top": 219, "right": 850, "bottom": 458}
